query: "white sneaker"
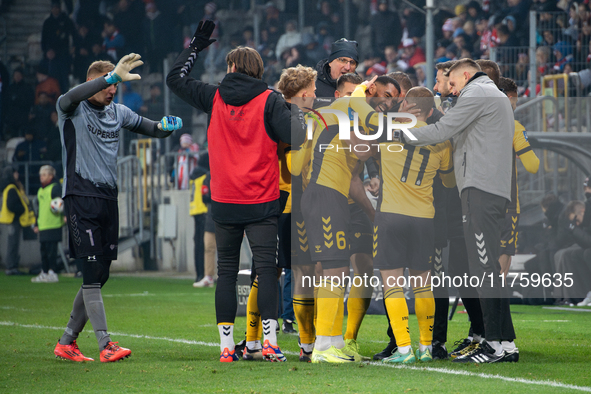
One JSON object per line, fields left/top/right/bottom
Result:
{"left": 193, "top": 276, "right": 214, "bottom": 288}
{"left": 577, "top": 291, "right": 591, "bottom": 306}
{"left": 46, "top": 270, "right": 59, "bottom": 282}
{"left": 31, "top": 272, "right": 48, "bottom": 283}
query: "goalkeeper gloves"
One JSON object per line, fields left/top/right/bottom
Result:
{"left": 105, "top": 53, "right": 144, "bottom": 84}
{"left": 159, "top": 116, "right": 183, "bottom": 131}
{"left": 190, "top": 20, "right": 217, "bottom": 52}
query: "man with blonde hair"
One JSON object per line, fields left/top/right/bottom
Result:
{"left": 54, "top": 53, "right": 182, "bottom": 363}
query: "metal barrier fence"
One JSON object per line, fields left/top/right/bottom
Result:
{"left": 490, "top": 46, "right": 531, "bottom": 88}
{"left": 514, "top": 96, "right": 591, "bottom": 209}
{"left": 117, "top": 155, "right": 144, "bottom": 242}
{"left": 489, "top": 10, "right": 591, "bottom": 97}
{"left": 536, "top": 11, "right": 590, "bottom": 74}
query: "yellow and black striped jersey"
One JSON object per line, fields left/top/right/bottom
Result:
{"left": 509, "top": 120, "right": 540, "bottom": 213}
{"left": 278, "top": 142, "right": 291, "bottom": 213}
{"left": 378, "top": 121, "right": 455, "bottom": 218}
{"left": 307, "top": 98, "right": 364, "bottom": 198}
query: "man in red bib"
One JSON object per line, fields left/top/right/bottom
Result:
{"left": 167, "top": 20, "right": 306, "bottom": 362}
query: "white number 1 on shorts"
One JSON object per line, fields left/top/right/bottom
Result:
{"left": 86, "top": 229, "right": 95, "bottom": 246}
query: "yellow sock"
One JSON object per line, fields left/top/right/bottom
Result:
{"left": 245, "top": 280, "right": 260, "bottom": 342}
{"left": 344, "top": 275, "right": 371, "bottom": 340}
{"left": 330, "top": 294, "right": 344, "bottom": 336}
{"left": 384, "top": 287, "right": 410, "bottom": 347}
{"left": 413, "top": 285, "right": 435, "bottom": 347}
{"left": 313, "top": 285, "right": 319, "bottom": 329}
{"left": 293, "top": 296, "right": 315, "bottom": 344}
{"left": 316, "top": 279, "right": 345, "bottom": 337}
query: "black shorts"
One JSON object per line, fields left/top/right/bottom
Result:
{"left": 500, "top": 212, "right": 519, "bottom": 256}
{"left": 64, "top": 195, "right": 119, "bottom": 260}
{"left": 291, "top": 209, "right": 312, "bottom": 267}
{"left": 301, "top": 183, "right": 350, "bottom": 263}
{"left": 348, "top": 203, "right": 373, "bottom": 255}
{"left": 373, "top": 212, "right": 433, "bottom": 271}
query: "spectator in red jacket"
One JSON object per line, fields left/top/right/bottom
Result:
{"left": 401, "top": 38, "right": 426, "bottom": 69}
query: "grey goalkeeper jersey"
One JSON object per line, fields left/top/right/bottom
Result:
{"left": 57, "top": 76, "right": 168, "bottom": 200}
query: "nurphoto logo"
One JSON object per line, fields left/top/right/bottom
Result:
{"left": 304, "top": 107, "right": 418, "bottom": 142}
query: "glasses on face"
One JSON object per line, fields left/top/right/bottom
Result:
{"left": 336, "top": 57, "right": 357, "bottom": 67}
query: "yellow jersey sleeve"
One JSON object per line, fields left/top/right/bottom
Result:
{"left": 291, "top": 138, "right": 313, "bottom": 177}
{"left": 278, "top": 143, "right": 291, "bottom": 214}
{"left": 513, "top": 120, "right": 539, "bottom": 174}
{"left": 438, "top": 140, "right": 456, "bottom": 188}
{"left": 285, "top": 149, "right": 292, "bottom": 174}
{"left": 278, "top": 142, "right": 291, "bottom": 192}
{"left": 307, "top": 101, "right": 362, "bottom": 197}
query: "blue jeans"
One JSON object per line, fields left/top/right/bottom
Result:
{"left": 281, "top": 268, "right": 295, "bottom": 321}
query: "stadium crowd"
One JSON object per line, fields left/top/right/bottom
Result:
{"left": 3, "top": 0, "right": 591, "bottom": 146}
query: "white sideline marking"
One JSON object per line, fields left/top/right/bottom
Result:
{"left": 102, "top": 292, "right": 209, "bottom": 298}
{"left": 543, "top": 307, "right": 591, "bottom": 313}
{"left": 370, "top": 362, "right": 591, "bottom": 392}
{"left": 0, "top": 321, "right": 299, "bottom": 356}
{"left": 1, "top": 321, "right": 590, "bottom": 392}
{"left": 515, "top": 320, "right": 571, "bottom": 323}
{"left": 0, "top": 306, "right": 31, "bottom": 311}
{"left": 103, "top": 292, "right": 153, "bottom": 297}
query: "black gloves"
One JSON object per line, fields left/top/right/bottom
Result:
{"left": 190, "top": 20, "right": 217, "bottom": 52}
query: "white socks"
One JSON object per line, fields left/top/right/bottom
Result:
{"left": 246, "top": 340, "right": 262, "bottom": 351}
{"left": 487, "top": 340, "right": 504, "bottom": 356}
{"left": 331, "top": 335, "right": 345, "bottom": 349}
{"left": 398, "top": 345, "right": 411, "bottom": 354}
{"left": 218, "top": 324, "right": 234, "bottom": 352}
{"left": 501, "top": 341, "right": 517, "bottom": 352}
{"left": 262, "top": 319, "right": 278, "bottom": 346}
{"left": 315, "top": 335, "right": 331, "bottom": 351}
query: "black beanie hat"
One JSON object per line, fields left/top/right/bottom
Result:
{"left": 328, "top": 38, "right": 359, "bottom": 64}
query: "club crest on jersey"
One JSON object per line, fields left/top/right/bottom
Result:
{"left": 98, "top": 108, "right": 116, "bottom": 121}
{"left": 229, "top": 108, "right": 245, "bottom": 121}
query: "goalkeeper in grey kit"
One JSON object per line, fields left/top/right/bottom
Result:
{"left": 54, "top": 54, "right": 182, "bottom": 363}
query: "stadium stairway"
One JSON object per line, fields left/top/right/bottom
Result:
{"left": 2, "top": 0, "right": 50, "bottom": 60}
{"left": 3, "top": 0, "right": 48, "bottom": 63}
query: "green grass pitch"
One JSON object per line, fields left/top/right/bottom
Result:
{"left": 1, "top": 274, "right": 590, "bottom": 393}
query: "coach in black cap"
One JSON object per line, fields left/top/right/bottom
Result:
{"left": 314, "top": 38, "right": 359, "bottom": 104}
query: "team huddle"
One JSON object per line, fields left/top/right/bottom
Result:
{"left": 260, "top": 56, "right": 538, "bottom": 364}
{"left": 51, "top": 20, "right": 539, "bottom": 365}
